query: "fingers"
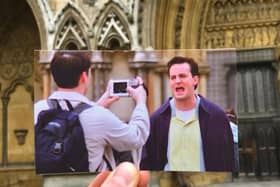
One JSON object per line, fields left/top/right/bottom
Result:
{"left": 137, "top": 171, "right": 150, "bottom": 187}
{"left": 108, "top": 96, "right": 120, "bottom": 103}
{"left": 101, "top": 162, "right": 139, "bottom": 187}
{"left": 88, "top": 163, "right": 150, "bottom": 187}
{"left": 135, "top": 76, "right": 144, "bottom": 85}
{"left": 106, "top": 80, "right": 112, "bottom": 92}
{"left": 127, "top": 84, "right": 147, "bottom": 104}
{"left": 88, "top": 171, "right": 110, "bottom": 187}
{"left": 126, "top": 86, "right": 135, "bottom": 96}
{"left": 101, "top": 95, "right": 120, "bottom": 108}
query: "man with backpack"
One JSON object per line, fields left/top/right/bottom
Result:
{"left": 34, "top": 51, "right": 149, "bottom": 173}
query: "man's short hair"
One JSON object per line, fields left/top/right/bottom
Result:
{"left": 51, "top": 51, "right": 91, "bottom": 88}
{"left": 167, "top": 56, "right": 199, "bottom": 77}
{"left": 167, "top": 56, "right": 200, "bottom": 89}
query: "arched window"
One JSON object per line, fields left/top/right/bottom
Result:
{"left": 65, "top": 42, "right": 79, "bottom": 50}
{"left": 108, "top": 38, "right": 121, "bottom": 50}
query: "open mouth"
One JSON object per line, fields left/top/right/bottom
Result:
{"left": 175, "top": 87, "right": 185, "bottom": 93}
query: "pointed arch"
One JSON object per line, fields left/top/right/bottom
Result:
{"left": 2, "top": 79, "right": 33, "bottom": 102}
{"left": 93, "top": 1, "right": 132, "bottom": 49}
{"left": 53, "top": 2, "right": 90, "bottom": 49}
{"left": 26, "top": 0, "right": 49, "bottom": 49}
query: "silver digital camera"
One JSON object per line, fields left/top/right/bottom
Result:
{"left": 109, "top": 79, "right": 139, "bottom": 97}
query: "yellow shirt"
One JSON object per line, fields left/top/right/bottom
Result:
{"left": 169, "top": 100, "right": 201, "bottom": 171}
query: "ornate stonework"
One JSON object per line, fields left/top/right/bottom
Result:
{"left": 201, "top": 0, "right": 280, "bottom": 48}
{"left": 98, "top": 12, "right": 130, "bottom": 49}
{"left": 0, "top": 32, "right": 35, "bottom": 81}
{"left": 54, "top": 17, "right": 88, "bottom": 49}
{"left": 174, "top": 0, "right": 185, "bottom": 48}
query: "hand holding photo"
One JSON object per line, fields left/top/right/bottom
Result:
{"left": 109, "top": 79, "right": 139, "bottom": 97}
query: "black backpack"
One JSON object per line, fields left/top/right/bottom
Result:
{"left": 35, "top": 99, "right": 91, "bottom": 174}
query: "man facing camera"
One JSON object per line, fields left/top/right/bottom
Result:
{"left": 141, "top": 56, "right": 234, "bottom": 171}
{"left": 34, "top": 51, "right": 149, "bottom": 172}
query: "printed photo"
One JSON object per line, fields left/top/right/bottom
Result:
{"left": 34, "top": 49, "right": 237, "bottom": 174}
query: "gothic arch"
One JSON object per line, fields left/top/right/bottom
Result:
{"left": 151, "top": 0, "right": 208, "bottom": 49}
{"left": 176, "top": 0, "right": 208, "bottom": 49}
{"left": 2, "top": 79, "right": 33, "bottom": 102}
{"left": 93, "top": 1, "right": 132, "bottom": 49}
{"left": 53, "top": 2, "right": 90, "bottom": 49}
{"left": 26, "top": 0, "right": 47, "bottom": 49}
{"left": 137, "top": 0, "right": 156, "bottom": 48}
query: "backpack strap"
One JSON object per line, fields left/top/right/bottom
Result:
{"left": 73, "top": 102, "right": 113, "bottom": 170}
{"left": 47, "top": 99, "right": 113, "bottom": 171}
{"left": 47, "top": 99, "right": 62, "bottom": 110}
{"left": 47, "top": 99, "right": 91, "bottom": 113}
{"left": 104, "top": 156, "right": 113, "bottom": 171}
{"left": 73, "top": 102, "right": 92, "bottom": 114}
{"left": 65, "top": 100, "right": 74, "bottom": 111}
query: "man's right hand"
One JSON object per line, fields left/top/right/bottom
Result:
{"left": 97, "top": 81, "right": 120, "bottom": 108}
{"left": 127, "top": 77, "right": 147, "bottom": 105}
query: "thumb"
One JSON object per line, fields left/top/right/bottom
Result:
{"left": 126, "top": 86, "right": 135, "bottom": 97}
{"left": 101, "top": 162, "right": 139, "bottom": 187}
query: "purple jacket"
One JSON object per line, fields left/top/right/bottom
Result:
{"left": 140, "top": 96, "right": 234, "bottom": 171}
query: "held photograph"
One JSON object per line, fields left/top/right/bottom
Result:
{"left": 34, "top": 49, "right": 237, "bottom": 175}
{"left": 2, "top": 0, "right": 280, "bottom": 187}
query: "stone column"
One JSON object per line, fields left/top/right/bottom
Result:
{"left": 276, "top": 57, "right": 280, "bottom": 126}
{"left": 90, "top": 51, "right": 112, "bottom": 100}
{"left": 1, "top": 96, "right": 9, "bottom": 166}
{"left": 129, "top": 51, "right": 158, "bottom": 84}
{"left": 41, "top": 65, "right": 51, "bottom": 99}
{"left": 275, "top": 47, "right": 280, "bottom": 97}
{"left": 93, "top": 65, "right": 101, "bottom": 100}
{"left": 102, "top": 63, "right": 112, "bottom": 91}
{"left": 85, "top": 66, "right": 94, "bottom": 100}
{"left": 39, "top": 51, "right": 54, "bottom": 99}
{"left": 91, "top": 62, "right": 112, "bottom": 100}
{"left": 136, "top": 68, "right": 147, "bottom": 84}
{"left": 198, "top": 64, "right": 210, "bottom": 97}
{"left": 129, "top": 58, "right": 158, "bottom": 114}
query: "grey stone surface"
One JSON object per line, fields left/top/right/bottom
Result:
{"left": 209, "top": 180, "right": 280, "bottom": 187}
{"left": 43, "top": 174, "right": 95, "bottom": 187}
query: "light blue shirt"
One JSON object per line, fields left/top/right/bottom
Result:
{"left": 230, "top": 122, "right": 238, "bottom": 143}
{"left": 34, "top": 91, "right": 150, "bottom": 171}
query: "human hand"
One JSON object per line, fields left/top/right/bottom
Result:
{"left": 127, "top": 77, "right": 147, "bottom": 105}
{"left": 88, "top": 162, "right": 150, "bottom": 187}
{"left": 97, "top": 80, "right": 120, "bottom": 108}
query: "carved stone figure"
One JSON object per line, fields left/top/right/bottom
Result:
{"left": 274, "top": 25, "right": 280, "bottom": 46}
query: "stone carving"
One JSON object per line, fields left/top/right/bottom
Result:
{"left": 202, "top": 0, "right": 280, "bottom": 48}
{"left": 274, "top": 24, "right": 280, "bottom": 46}
{"left": 98, "top": 12, "right": 130, "bottom": 49}
{"left": 83, "top": 0, "right": 97, "bottom": 6}
{"left": 0, "top": 62, "right": 33, "bottom": 80}
{"left": 0, "top": 47, "right": 33, "bottom": 80}
{"left": 175, "top": 0, "right": 185, "bottom": 48}
{"left": 0, "top": 64, "right": 18, "bottom": 80}
{"left": 55, "top": 17, "right": 87, "bottom": 49}
{"left": 212, "top": 0, "right": 279, "bottom": 24}
{"left": 204, "top": 31, "right": 225, "bottom": 48}
{"left": 18, "top": 63, "right": 33, "bottom": 78}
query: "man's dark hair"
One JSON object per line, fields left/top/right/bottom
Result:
{"left": 167, "top": 56, "right": 199, "bottom": 76}
{"left": 167, "top": 56, "right": 200, "bottom": 89}
{"left": 51, "top": 51, "right": 91, "bottom": 88}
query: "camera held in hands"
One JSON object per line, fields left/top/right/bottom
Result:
{"left": 109, "top": 79, "right": 139, "bottom": 97}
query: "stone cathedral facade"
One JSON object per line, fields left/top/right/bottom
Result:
{"left": 0, "top": 0, "right": 280, "bottom": 186}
